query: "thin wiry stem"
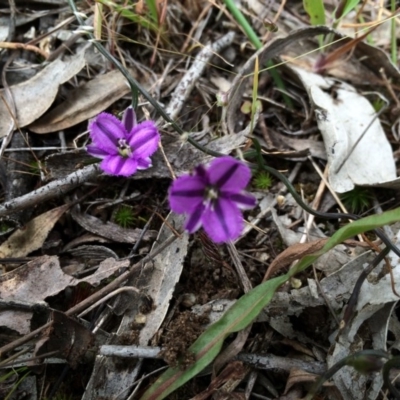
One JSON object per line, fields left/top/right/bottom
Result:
{"left": 66, "top": 0, "right": 400, "bottom": 258}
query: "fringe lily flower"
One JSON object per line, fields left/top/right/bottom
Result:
{"left": 169, "top": 156, "right": 256, "bottom": 243}
{"left": 87, "top": 107, "right": 160, "bottom": 177}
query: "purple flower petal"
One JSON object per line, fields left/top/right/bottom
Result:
{"left": 208, "top": 157, "right": 251, "bottom": 192}
{"left": 89, "top": 113, "right": 126, "bottom": 153}
{"left": 194, "top": 164, "right": 208, "bottom": 182}
{"left": 185, "top": 203, "right": 205, "bottom": 233}
{"left": 169, "top": 175, "right": 205, "bottom": 213}
{"left": 223, "top": 191, "right": 256, "bottom": 210}
{"left": 168, "top": 156, "right": 256, "bottom": 243}
{"left": 87, "top": 110, "right": 160, "bottom": 177}
{"left": 137, "top": 157, "right": 152, "bottom": 170}
{"left": 129, "top": 122, "right": 160, "bottom": 158}
{"left": 122, "top": 106, "right": 137, "bottom": 132}
{"left": 101, "top": 155, "right": 138, "bottom": 177}
{"left": 86, "top": 144, "right": 111, "bottom": 159}
{"left": 202, "top": 197, "right": 243, "bottom": 243}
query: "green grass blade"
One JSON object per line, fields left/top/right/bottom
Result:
{"left": 145, "top": 0, "right": 159, "bottom": 24}
{"left": 5, "top": 370, "right": 30, "bottom": 400}
{"left": 337, "top": 0, "right": 360, "bottom": 19}
{"left": 223, "top": 0, "right": 293, "bottom": 108}
{"left": 303, "top": 0, "right": 326, "bottom": 26}
{"left": 96, "top": 0, "right": 159, "bottom": 32}
{"left": 391, "top": 0, "right": 397, "bottom": 64}
{"left": 223, "top": 0, "right": 262, "bottom": 49}
{"left": 141, "top": 207, "right": 400, "bottom": 400}
{"left": 303, "top": 0, "right": 326, "bottom": 46}
{"left": 250, "top": 56, "right": 261, "bottom": 134}
{"left": 141, "top": 274, "right": 289, "bottom": 400}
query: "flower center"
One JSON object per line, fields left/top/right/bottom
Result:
{"left": 117, "top": 139, "right": 133, "bottom": 158}
{"left": 204, "top": 186, "right": 219, "bottom": 207}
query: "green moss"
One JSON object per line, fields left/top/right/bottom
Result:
{"left": 29, "top": 160, "right": 42, "bottom": 176}
{"left": 252, "top": 171, "right": 273, "bottom": 190}
{"left": 113, "top": 205, "right": 136, "bottom": 228}
{"left": 340, "top": 187, "right": 373, "bottom": 213}
{"left": 0, "top": 220, "right": 14, "bottom": 233}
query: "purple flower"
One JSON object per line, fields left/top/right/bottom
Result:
{"left": 87, "top": 107, "right": 160, "bottom": 177}
{"left": 169, "top": 156, "right": 256, "bottom": 243}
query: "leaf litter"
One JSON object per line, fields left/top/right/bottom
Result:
{"left": 1, "top": 1, "right": 400, "bottom": 400}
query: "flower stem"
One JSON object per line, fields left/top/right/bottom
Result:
{"left": 68, "top": 0, "right": 223, "bottom": 158}
{"left": 223, "top": 0, "right": 293, "bottom": 108}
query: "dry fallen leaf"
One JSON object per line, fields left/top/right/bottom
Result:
{"left": 45, "top": 129, "right": 251, "bottom": 181}
{"left": 284, "top": 369, "right": 327, "bottom": 395}
{"left": 82, "top": 213, "right": 189, "bottom": 399}
{"left": 138, "top": 213, "right": 189, "bottom": 345}
{"left": 224, "top": 26, "right": 333, "bottom": 137}
{"left": 35, "top": 310, "right": 94, "bottom": 368}
{"left": 263, "top": 239, "right": 327, "bottom": 281}
{"left": 29, "top": 68, "right": 136, "bottom": 133}
{"left": 0, "top": 255, "right": 129, "bottom": 334}
{"left": 0, "top": 255, "right": 128, "bottom": 303}
{"left": 0, "top": 51, "right": 86, "bottom": 137}
{"left": 190, "top": 361, "right": 248, "bottom": 400}
{"left": 0, "top": 204, "right": 70, "bottom": 258}
{"left": 291, "top": 66, "right": 398, "bottom": 192}
{"left": 70, "top": 207, "right": 157, "bottom": 244}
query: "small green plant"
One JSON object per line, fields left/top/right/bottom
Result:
{"left": 96, "top": 0, "right": 160, "bottom": 33}
{"left": 303, "top": 0, "right": 325, "bottom": 27}
{"left": 141, "top": 207, "right": 400, "bottom": 400}
{"left": 391, "top": 0, "right": 397, "bottom": 64}
{"left": 333, "top": 0, "right": 361, "bottom": 26}
{"left": 113, "top": 205, "right": 135, "bottom": 228}
{"left": 372, "top": 97, "right": 386, "bottom": 113}
{"left": 252, "top": 171, "right": 273, "bottom": 190}
{"left": 303, "top": 0, "right": 361, "bottom": 29}
{"left": 29, "top": 160, "right": 43, "bottom": 176}
{"left": 223, "top": 0, "right": 292, "bottom": 108}
{"left": 0, "top": 219, "right": 17, "bottom": 234}
{"left": 302, "top": 0, "right": 361, "bottom": 47}
{"left": 340, "top": 186, "right": 373, "bottom": 213}
{"left": 1, "top": 368, "right": 30, "bottom": 400}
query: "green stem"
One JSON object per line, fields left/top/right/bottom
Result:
{"left": 305, "top": 350, "right": 389, "bottom": 399}
{"left": 243, "top": 145, "right": 400, "bottom": 258}
{"left": 383, "top": 356, "right": 400, "bottom": 398}
{"left": 391, "top": 0, "right": 397, "bottom": 64}
{"left": 258, "top": 161, "right": 400, "bottom": 257}
{"left": 68, "top": 0, "right": 400, "bottom": 260}
{"left": 223, "top": 0, "right": 293, "bottom": 108}
{"left": 68, "top": 0, "right": 222, "bottom": 157}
